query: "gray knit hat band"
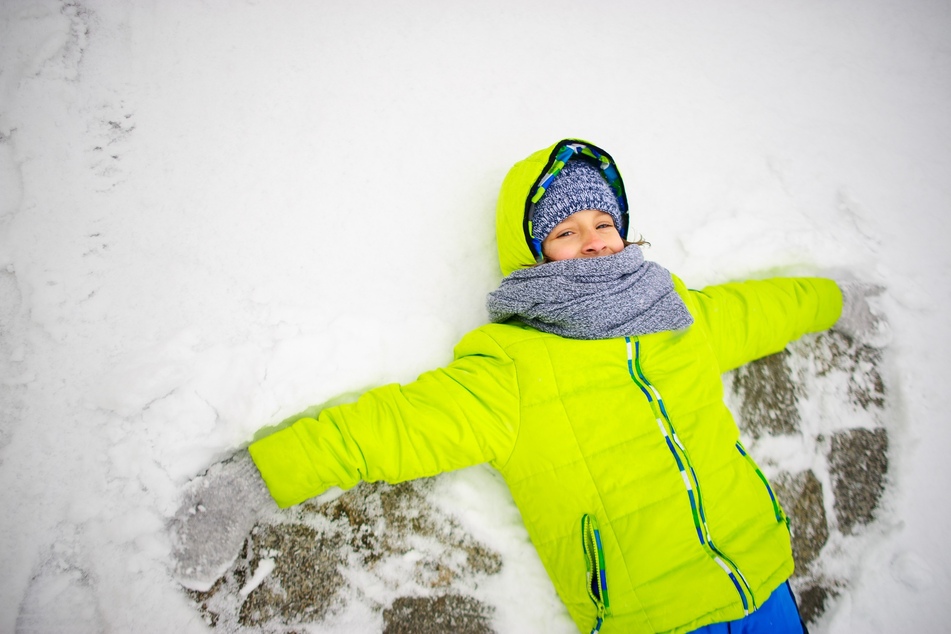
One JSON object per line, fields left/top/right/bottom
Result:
{"left": 531, "top": 160, "right": 623, "bottom": 242}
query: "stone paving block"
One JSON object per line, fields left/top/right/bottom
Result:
{"left": 829, "top": 427, "right": 889, "bottom": 534}
{"left": 772, "top": 470, "right": 829, "bottom": 571}
{"left": 732, "top": 349, "right": 801, "bottom": 437}
{"left": 383, "top": 595, "right": 495, "bottom": 634}
{"left": 794, "top": 583, "right": 838, "bottom": 626}
{"left": 238, "top": 524, "right": 346, "bottom": 627}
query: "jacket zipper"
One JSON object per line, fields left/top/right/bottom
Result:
{"left": 624, "top": 336, "right": 757, "bottom": 614}
{"left": 582, "top": 514, "right": 609, "bottom": 634}
{"left": 735, "top": 440, "right": 787, "bottom": 526}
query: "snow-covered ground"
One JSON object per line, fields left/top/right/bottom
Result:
{"left": 1, "top": 0, "right": 949, "bottom": 632}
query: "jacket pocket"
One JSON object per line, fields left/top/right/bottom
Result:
{"left": 581, "top": 514, "right": 609, "bottom": 633}
{"left": 735, "top": 441, "right": 787, "bottom": 526}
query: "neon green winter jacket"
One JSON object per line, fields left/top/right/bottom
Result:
{"left": 249, "top": 140, "right": 842, "bottom": 633}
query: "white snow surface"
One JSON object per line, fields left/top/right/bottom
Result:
{"left": 1, "top": 0, "right": 949, "bottom": 632}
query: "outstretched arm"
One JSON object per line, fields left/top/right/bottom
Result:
{"left": 249, "top": 328, "right": 521, "bottom": 508}
{"left": 686, "top": 277, "right": 843, "bottom": 373}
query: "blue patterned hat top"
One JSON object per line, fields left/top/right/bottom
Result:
{"left": 530, "top": 160, "right": 623, "bottom": 244}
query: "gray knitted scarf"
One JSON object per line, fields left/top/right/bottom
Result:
{"left": 486, "top": 245, "right": 693, "bottom": 340}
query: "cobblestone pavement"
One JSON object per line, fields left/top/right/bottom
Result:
{"left": 730, "top": 330, "right": 890, "bottom": 624}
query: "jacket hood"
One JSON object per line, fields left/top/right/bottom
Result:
{"left": 495, "top": 139, "right": 630, "bottom": 277}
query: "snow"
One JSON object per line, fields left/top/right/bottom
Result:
{"left": 1, "top": 0, "right": 949, "bottom": 632}
{"left": 239, "top": 558, "right": 275, "bottom": 598}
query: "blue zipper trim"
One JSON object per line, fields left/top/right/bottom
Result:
{"left": 625, "top": 336, "right": 754, "bottom": 614}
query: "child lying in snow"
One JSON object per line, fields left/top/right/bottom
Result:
{"left": 170, "top": 139, "right": 886, "bottom": 634}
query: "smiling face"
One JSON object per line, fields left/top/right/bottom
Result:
{"left": 541, "top": 209, "right": 626, "bottom": 262}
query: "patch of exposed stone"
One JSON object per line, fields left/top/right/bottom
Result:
{"left": 829, "top": 427, "right": 889, "bottom": 535}
{"left": 795, "top": 584, "right": 839, "bottom": 626}
{"left": 307, "top": 478, "right": 502, "bottom": 584}
{"left": 808, "top": 331, "right": 886, "bottom": 411}
{"left": 382, "top": 595, "right": 495, "bottom": 634}
{"left": 730, "top": 328, "right": 890, "bottom": 625}
{"left": 186, "top": 478, "right": 501, "bottom": 632}
{"left": 186, "top": 523, "right": 348, "bottom": 630}
{"left": 772, "top": 470, "right": 828, "bottom": 570}
{"left": 733, "top": 348, "right": 801, "bottom": 437}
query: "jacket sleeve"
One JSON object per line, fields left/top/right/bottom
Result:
{"left": 248, "top": 328, "right": 521, "bottom": 508}
{"left": 686, "top": 277, "right": 843, "bottom": 374}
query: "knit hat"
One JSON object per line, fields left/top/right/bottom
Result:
{"left": 531, "top": 160, "right": 623, "bottom": 243}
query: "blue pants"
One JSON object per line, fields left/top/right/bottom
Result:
{"left": 689, "top": 583, "right": 806, "bottom": 634}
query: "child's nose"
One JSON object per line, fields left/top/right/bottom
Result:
{"left": 583, "top": 232, "right": 606, "bottom": 252}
